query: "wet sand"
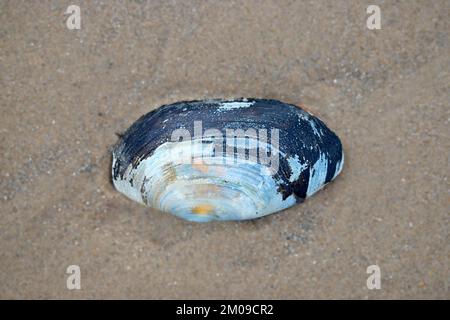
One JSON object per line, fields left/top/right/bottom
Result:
{"left": 0, "top": 0, "right": 449, "bottom": 299}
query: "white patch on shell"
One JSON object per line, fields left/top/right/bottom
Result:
{"left": 306, "top": 151, "right": 329, "bottom": 197}
{"left": 111, "top": 156, "right": 145, "bottom": 205}
{"left": 218, "top": 100, "right": 255, "bottom": 111}
{"left": 333, "top": 150, "right": 344, "bottom": 179}
{"left": 286, "top": 154, "right": 308, "bottom": 182}
{"left": 309, "top": 119, "right": 323, "bottom": 137}
{"left": 297, "top": 111, "right": 323, "bottom": 137}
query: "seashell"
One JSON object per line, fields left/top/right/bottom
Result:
{"left": 112, "top": 98, "right": 344, "bottom": 222}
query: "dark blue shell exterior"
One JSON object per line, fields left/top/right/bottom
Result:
{"left": 112, "top": 98, "right": 343, "bottom": 204}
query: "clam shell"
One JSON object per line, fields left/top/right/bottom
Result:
{"left": 112, "top": 98, "right": 344, "bottom": 222}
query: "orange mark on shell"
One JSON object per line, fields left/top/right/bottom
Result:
{"left": 192, "top": 204, "right": 214, "bottom": 215}
{"left": 192, "top": 158, "right": 209, "bottom": 173}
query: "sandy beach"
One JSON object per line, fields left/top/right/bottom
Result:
{"left": 0, "top": 0, "right": 448, "bottom": 299}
